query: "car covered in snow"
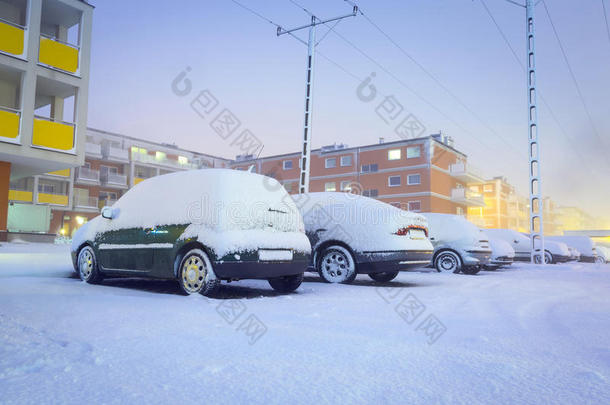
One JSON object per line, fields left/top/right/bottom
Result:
{"left": 597, "top": 246, "right": 609, "bottom": 264}
{"left": 547, "top": 236, "right": 599, "bottom": 263}
{"left": 484, "top": 236, "right": 515, "bottom": 269}
{"left": 292, "top": 192, "right": 434, "bottom": 283}
{"left": 567, "top": 246, "right": 581, "bottom": 262}
{"left": 485, "top": 229, "right": 570, "bottom": 264}
{"left": 71, "top": 169, "right": 311, "bottom": 296}
{"left": 421, "top": 213, "right": 491, "bottom": 275}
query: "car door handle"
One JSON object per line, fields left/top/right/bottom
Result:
{"left": 315, "top": 228, "right": 327, "bottom": 233}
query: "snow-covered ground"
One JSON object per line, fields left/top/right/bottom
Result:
{"left": 1, "top": 242, "right": 609, "bottom": 404}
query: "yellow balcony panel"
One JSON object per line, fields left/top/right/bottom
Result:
{"left": 32, "top": 118, "right": 74, "bottom": 151}
{"left": 39, "top": 37, "right": 79, "bottom": 73}
{"left": 38, "top": 193, "right": 68, "bottom": 206}
{"left": 8, "top": 190, "right": 33, "bottom": 202}
{"left": 0, "top": 20, "right": 25, "bottom": 56}
{"left": 47, "top": 168, "right": 71, "bottom": 177}
{"left": 0, "top": 109, "right": 20, "bottom": 139}
{"left": 134, "top": 177, "right": 145, "bottom": 185}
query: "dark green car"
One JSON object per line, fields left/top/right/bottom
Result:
{"left": 71, "top": 169, "right": 311, "bottom": 296}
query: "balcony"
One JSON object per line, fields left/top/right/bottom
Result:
{"left": 38, "top": 35, "right": 79, "bottom": 74}
{"left": 0, "top": 18, "right": 25, "bottom": 58}
{"left": 449, "top": 162, "right": 485, "bottom": 184}
{"left": 98, "top": 199, "right": 117, "bottom": 210}
{"left": 85, "top": 142, "right": 102, "bottom": 158}
{"left": 46, "top": 169, "right": 71, "bottom": 177}
{"left": 451, "top": 187, "right": 486, "bottom": 207}
{"left": 101, "top": 172, "right": 128, "bottom": 188}
{"left": 32, "top": 116, "right": 75, "bottom": 152}
{"left": 37, "top": 192, "right": 69, "bottom": 206}
{"left": 8, "top": 189, "right": 33, "bottom": 203}
{"left": 75, "top": 167, "right": 99, "bottom": 184}
{"left": 0, "top": 106, "right": 21, "bottom": 141}
{"left": 74, "top": 195, "right": 99, "bottom": 210}
{"left": 132, "top": 152, "right": 199, "bottom": 170}
{"left": 102, "top": 145, "right": 130, "bottom": 162}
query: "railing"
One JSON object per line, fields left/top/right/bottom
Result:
{"left": 132, "top": 152, "right": 199, "bottom": 169}
{"left": 74, "top": 195, "right": 99, "bottom": 209}
{"left": 85, "top": 142, "right": 102, "bottom": 156}
{"left": 0, "top": 18, "right": 26, "bottom": 57}
{"left": 101, "top": 172, "right": 127, "bottom": 186}
{"left": 0, "top": 106, "right": 21, "bottom": 140}
{"left": 38, "top": 192, "right": 69, "bottom": 206}
{"left": 38, "top": 34, "right": 79, "bottom": 74}
{"left": 32, "top": 115, "right": 75, "bottom": 151}
{"left": 46, "top": 168, "right": 71, "bottom": 177}
{"left": 449, "top": 162, "right": 484, "bottom": 182}
{"left": 8, "top": 189, "right": 33, "bottom": 202}
{"left": 451, "top": 187, "right": 486, "bottom": 206}
{"left": 104, "top": 145, "right": 129, "bottom": 161}
{"left": 76, "top": 167, "right": 100, "bottom": 182}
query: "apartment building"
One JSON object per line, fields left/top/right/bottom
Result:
{"left": 555, "top": 206, "right": 595, "bottom": 233}
{"left": 8, "top": 127, "right": 230, "bottom": 237}
{"left": 0, "top": 0, "right": 93, "bottom": 240}
{"left": 231, "top": 134, "right": 485, "bottom": 215}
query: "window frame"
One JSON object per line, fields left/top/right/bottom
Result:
{"left": 406, "top": 146, "right": 421, "bottom": 159}
{"left": 325, "top": 158, "right": 337, "bottom": 169}
{"left": 388, "top": 175, "right": 401, "bottom": 187}
{"left": 324, "top": 182, "right": 337, "bottom": 192}
{"left": 340, "top": 155, "right": 352, "bottom": 167}
{"left": 408, "top": 201, "right": 421, "bottom": 212}
{"left": 407, "top": 174, "right": 421, "bottom": 185}
{"left": 283, "top": 160, "right": 293, "bottom": 170}
{"left": 388, "top": 149, "right": 401, "bottom": 160}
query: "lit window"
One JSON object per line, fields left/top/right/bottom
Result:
{"left": 178, "top": 156, "right": 188, "bottom": 164}
{"left": 155, "top": 151, "right": 166, "bottom": 161}
{"left": 406, "top": 146, "right": 420, "bottom": 158}
{"left": 407, "top": 174, "right": 421, "bottom": 185}
{"left": 283, "top": 160, "right": 293, "bottom": 170}
{"left": 325, "top": 182, "right": 336, "bottom": 192}
{"left": 325, "top": 158, "right": 337, "bottom": 168}
{"left": 340, "top": 181, "right": 351, "bottom": 191}
{"left": 388, "top": 175, "right": 401, "bottom": 187}
{"left": 484, "top": 184, "right": 494, "bottom": 192}
{"left": 388, "top": 149, "right": 401, "bottom": 160}
{"left": 408, "top": 201, "right": 421, "bottom": 212}
{"left": 340, "top": 155, "right": 352, "bottom": 167}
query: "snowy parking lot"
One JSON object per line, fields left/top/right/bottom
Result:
{"left": 1, "top": 243, "right": 609, "bottom": 404}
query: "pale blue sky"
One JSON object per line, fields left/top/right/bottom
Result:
{"left": 85, "top": 0, "right": 610, "bottom": 218}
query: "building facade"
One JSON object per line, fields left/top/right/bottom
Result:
{"left": 0, "top": 0, "right": 93, "bottom": 240}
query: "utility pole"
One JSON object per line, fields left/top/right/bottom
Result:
{"left": 277, "top": 6, "right": 358, "bottom": 193}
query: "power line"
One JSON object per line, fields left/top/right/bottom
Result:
{"left": 541, "top": 0, "right": 609, "bottom": 152}
{"left": 603, "top": 0, "right": 610, "bottom": 49}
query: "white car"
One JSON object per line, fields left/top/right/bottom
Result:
{"left": 485, "top": 236, "right": 515, "bottom": 269}
{"left": 596, "top": 246, "right": 609, "bottom": 264}
{"left": 547, "top": 236, "right": 599, "bottom": 263}
{"left": 292, "top": 192, "right": 434, "bottom": 283}
{"left": 485, "top": 229, "right": 569, "bottom": 264}
{"left": 421, "top": 213, "right": 491, "bottom": 275}
{"left": 567, "top": 246, "right": 581, "bottom": 262}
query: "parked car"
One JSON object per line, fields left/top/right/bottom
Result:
{"left": 71, "top": 169, "right": 312, "bottom": 296}
{"left": 547, "top": 236, "right": 599, "bottom": 263}
{"left": 484, "top": 236, "right": 515, "bottom": 270}
{"left": 567, "top": 246, "right": 581, "bottom": 262}
{"left": 420, "top": 213, "right": 491, "bottom": 275}
{"left": 484, "top": 229, "right": 570, "bottom": 264}
{"left": 293, "top": 192, "right": 434, "bottom": 283}
{"left": 595, "top": 245, "right": 609, "bottom": 264}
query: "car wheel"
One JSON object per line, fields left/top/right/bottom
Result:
{"left": 595, "top": 256, "right": 605, "bottom": 264}
{"left": 461, "top": 266, "right": 481, "bottom": 275}
{"left": 317, "top": 245, "right": 357, "bottom": 284}
{"left": 268, "top": 273, "right": 303, "bottom": 293}
{"left": 434, "top": 251, "right": 462, "bottom": 274}
{"left": 368, "top": 271, "right": 399, "bottom": 282}
{"left": 178, "top": 249, "right": 219, "bottom": 296}
{"left": 77, "top": 246, "right": 103, "bottom": 283}
{"left": 534, "top": 251, "right": 553, "bottom": 264}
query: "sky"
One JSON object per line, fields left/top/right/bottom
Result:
{"left": 84, "top": 0, "right": 610, "bottom": 219}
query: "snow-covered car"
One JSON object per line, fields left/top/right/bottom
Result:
{"left": 484, "top": 229, "right": 569, "bottom": 264}
{"left": 421, "top": 213, "right": 491, "bottom": 275}
{"left": 484, "top": 236, "right": 515, "bottom": 269}
{"left": 547, "top": 236, "right": 599, "bottom": 263}
{"left": 71, "top": 169, "right": 311, "bottom": 296}
{"left": 292, "top": 192, "right": 434, "bottom": 283}
{"left": 595, "top": 246, "right": 609, "bottom": 264}
{"left": 567, "top": 246, "right": 581, "bottom": 262}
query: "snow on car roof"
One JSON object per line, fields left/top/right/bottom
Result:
{"left": 420, "top": 213, "right": 482, "bottom": 241}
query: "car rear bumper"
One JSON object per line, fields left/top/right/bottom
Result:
{"left": 355, "top": 250, "right": 433, "bottom": 274}
{"left": 214, "top": 256, "right": 309, "bottom": 279}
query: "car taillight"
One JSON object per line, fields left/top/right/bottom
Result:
{"left": 395, "top": 225, "right": 428, "bottom": 237}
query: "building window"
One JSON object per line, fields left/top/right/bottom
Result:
{"left": 325, "top": 182, "right": 336, "bottom": 192}
{"left": 407, "top": 174, "right": 421, "bottom": 185}
{"left": 388, "top": 175, "right": 401, "bottom": 187}
{"left": 325, "top": 158, "right": 337, "bottom": 168}
{"left": 283, "top": 160, "right": 293, "bottom": 170}
{"left": 484, "top": 184, "right": 494, "bottom": 193}
{"left": 388, "top": 149, "right": 401, "bottom": 160}
{"left": 155, "top": 151, "right": 166, "bottom": 161}
{"left": 178, "top": 156, "right": 188, "bottom": 165}
{"left": 390, "top": 202, "right": 402, "bottom": 208}
{"left": 361, "top": 163, "right": 378, "bottom": 173}
{"left": 457, "top": 207, "right": 464, "bottom": 216}
{"left": 340, "top": 181, "right": 352, "bottom": 191}
{"left": 408, "top": 201, "right": 421, "bottom": 212}
{"left": 363, "top": 189, "right": 378, "bottom": 198}
{"left": 340, "top": 155, "right": 352, "bottom": 167}
{"left": 406, "top": 146, "right": 420, "bottom": 159}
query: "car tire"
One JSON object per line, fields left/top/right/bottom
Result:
{"left": 178, "top": 249, "right": 219, "bottom": 296}
{"left": 317, "top": 245, "right": 357, "bottom": 284}
{"left": 268, "top": 273, "right": 303, "bottom": 293}
{"left": 77, "top": 246, "right": 103, "bottom": 284}
{"left": 434, "top": 251, "right": 462, "bottom": 274}
{"left": 368, "top": 271, "right": 399, "bottom": 282}
{"left": 535, "top": 251, "right": 553, "bottom": 264}
{"left": 595, "top": 256, "right": 605, "bottom": 264}
{"left": 461, "top": 266, "right": 481, "bottom": 275}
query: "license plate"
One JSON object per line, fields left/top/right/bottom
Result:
{"left": 258, "top": 250, "right": 293, "bottom": 261}
{"left": 409, "top": 229, "right": 427, "bottom": 239}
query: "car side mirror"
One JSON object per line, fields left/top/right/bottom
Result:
{"left": 514, "top": 240, "right": 519, "bottom": 244}
{"left": 101, "top": 206, "right": 114, "bottom": 219}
